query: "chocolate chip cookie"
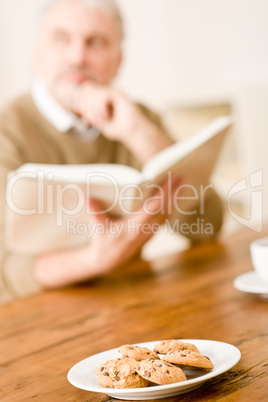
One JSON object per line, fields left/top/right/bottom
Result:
{"left": 97, "top": 357, "right": 149, "bottom": 389}
{"left": 154, "top": 340, "right": 199, "bottom": 354}
{"left": 162, "top": 350, "right": 214, "bottom": 369}
{"left": 96, "top": 359, "right": 116, "bottom": 387}
{"left": 137, "top": 358, "right": 187, "bottom": 385}
{"left": 119, "top": 344, "right": 160, "bottom": 361}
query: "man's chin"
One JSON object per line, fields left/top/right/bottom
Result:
{"left": 50, "top": 81, "right": 80, "bottom": 110}
{"left": 50, "top": 78, "right": 98, "bottom": 109}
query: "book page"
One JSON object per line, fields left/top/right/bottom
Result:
{"left": 141, "top": 116, "right": 233, "bottom": 181}
{"left": 14, "top": 163, "right": 141, "bottom": 184}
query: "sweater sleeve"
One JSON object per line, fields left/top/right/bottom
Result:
{"left": 0, "top": 109, "right": 41, "bottom": 304}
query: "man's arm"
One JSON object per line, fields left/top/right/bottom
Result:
{"left": 66, "top": 82, "right": 224, "bottom": 242}
{"left": 34, "top": 178, "right": 181, "bottom": 288}
{"left": 71, "top": 82, "right": 223, "bottom": 243}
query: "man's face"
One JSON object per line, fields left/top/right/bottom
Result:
{"left": 33, "top": 0, "right": 122, "bottom": 102}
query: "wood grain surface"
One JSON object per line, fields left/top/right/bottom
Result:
{"left": 1, "top": 227, "right": 268, "bottom": 401}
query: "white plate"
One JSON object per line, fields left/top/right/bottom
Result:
{"left": 233, "top": 271, "right": 268, "bottom": 297}
{"left": 67, "top": 339, "right": 241, "bottom": 400}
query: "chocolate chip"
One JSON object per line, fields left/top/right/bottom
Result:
{"left": 114, "top": 376, "right": 120, "bottom": 381}
{"left": 114, "top": 371, "right": 119, "bottom": 375}
{"left": 157, "top": 364, "right": 163, "bottom": 368}
{"left": 103, "top": 372, "right": 109, "bottom": 376}
{"left": 144, "top": 371, "right": 151, "bottom": 378}
{"left": 137, "top": 366, "right": 140, "bottom": 371}
{"left": 166, "top": 369, "right": 170, "bottom": 374}
{"left": 149, "top": 358, "right": 155, "bottom": 362}
{"left": 100, "top": 367, "right": 104, "bottom": 372}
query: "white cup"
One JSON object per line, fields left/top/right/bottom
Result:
{"left": 250, "top": 237, "right": 268, "bottom": 285}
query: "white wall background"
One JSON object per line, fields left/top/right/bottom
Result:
{"left": 118, "top": 0, "right": 268, "bottom": 108}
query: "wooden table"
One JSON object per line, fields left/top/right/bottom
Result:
{"left": 1, "top": 227, "right": 268, "bottom": 401}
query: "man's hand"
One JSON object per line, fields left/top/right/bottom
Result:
{"left": 55, "top": 81, "right": 172, "bottom": 163}
{"left": 70, "top": 82, "right": 172, "bottom": 164}
{"left": 85, "top": 177, "right": 180, "bottom": 274}
{"left": 73, "top": 82, "right": 146, "bottom": 142}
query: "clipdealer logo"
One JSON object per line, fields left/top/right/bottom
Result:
{"left": 228, "top": 170, "right": 263, "bottom": 232}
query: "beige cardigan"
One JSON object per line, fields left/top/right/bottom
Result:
{"left": 0, "top": 94, "right": 167, "bottom": 303}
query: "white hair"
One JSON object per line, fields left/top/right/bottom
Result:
{"left": 41, "top": 0, "right": 124, "bottom": 39}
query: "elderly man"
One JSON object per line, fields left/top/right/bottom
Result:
{"left": 0, "top": 0, "right": 222, "bottom": 303}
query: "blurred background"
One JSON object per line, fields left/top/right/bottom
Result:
{"left": 1, "top": 0, "right": 268, "bottom": 254}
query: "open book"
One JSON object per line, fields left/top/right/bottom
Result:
{"left": 5, "top": 116, "right": 233, "bottom": 254}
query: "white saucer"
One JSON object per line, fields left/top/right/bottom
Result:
{"left": 68, "top": 339, "right": 241, "bottom": 400}
{"left": 233, "top": 271, "right": 268, "bottom": 297}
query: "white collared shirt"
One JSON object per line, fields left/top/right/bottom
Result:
{"left": 31, "top": 78, "right": 100, "bottom": 142}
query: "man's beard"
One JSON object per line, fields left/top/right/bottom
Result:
{"left": 49, "top": 68, "right": 99, "bottom": 110}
